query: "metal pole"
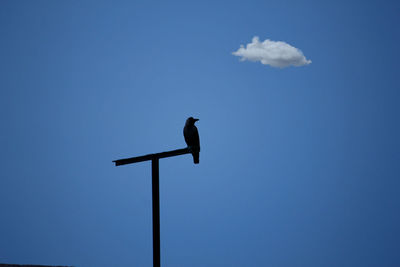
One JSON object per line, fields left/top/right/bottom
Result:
{"left": 113, "top": 148, "right": 193, "bottom": 266}
{"left": 152, "top": 158, "right": 160, "bottom": 267}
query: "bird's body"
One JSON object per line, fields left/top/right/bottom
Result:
{"left": 183, "top": 117, "right": 200, "bottom": 164}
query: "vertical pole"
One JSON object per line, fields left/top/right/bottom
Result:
{"left": 152, "top": 158, "right": 160, "bottom": 267}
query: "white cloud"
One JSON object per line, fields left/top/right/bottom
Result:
{"left": 232, "top": 36, "right": 311, "bottom": 68}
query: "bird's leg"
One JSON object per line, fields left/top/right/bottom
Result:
{"left": 187, "top": 146, "right": 199, "bottom": 153}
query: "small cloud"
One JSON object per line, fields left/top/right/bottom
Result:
{"left": 232, "top": 36, "right": 311, "bottom": 68}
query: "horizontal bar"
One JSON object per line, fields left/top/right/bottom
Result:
{"left": 113, "top": 147, "right": 190, "bottom": 166}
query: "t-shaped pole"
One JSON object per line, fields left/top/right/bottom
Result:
{"left": 113, "top": 148, "right": 191, "bottom": 267}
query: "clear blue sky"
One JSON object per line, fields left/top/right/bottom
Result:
{"left": 1, "top": 1, "right": 399, "bottom": 266}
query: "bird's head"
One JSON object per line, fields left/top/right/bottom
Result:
{"left": 186, "top": 117, "right": 199, "bottom": 125}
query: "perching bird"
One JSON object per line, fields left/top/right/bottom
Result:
{"left": 183, "top": 117, "right": 200, "bottom": 164}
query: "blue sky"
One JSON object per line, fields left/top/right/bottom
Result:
{"left": 1, "top": 0, "right": 399, "bottom": 266}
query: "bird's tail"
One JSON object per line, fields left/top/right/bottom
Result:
{"left": 189, "top": 146, "right": 200, "bottom": 164}
{"left": 193, "top": 151, "right": 199, "bottom": 164}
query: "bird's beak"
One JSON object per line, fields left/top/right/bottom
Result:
{"left": 194, "top": 118, "right": 199, "bottom": 122}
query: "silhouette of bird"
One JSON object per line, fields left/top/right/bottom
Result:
{"left": 183, "top": 117, "right": 200, "bottom": 164}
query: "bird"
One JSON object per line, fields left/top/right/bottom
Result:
{"left": 183, "top": 117, "right": 200, "bottom": 164}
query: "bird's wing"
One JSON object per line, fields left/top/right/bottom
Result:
{"left": 193, "top": 126, "right": 200, "bottom": 149}
{"left": 183, "top": 126, "right": 191, "bottom": 145}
